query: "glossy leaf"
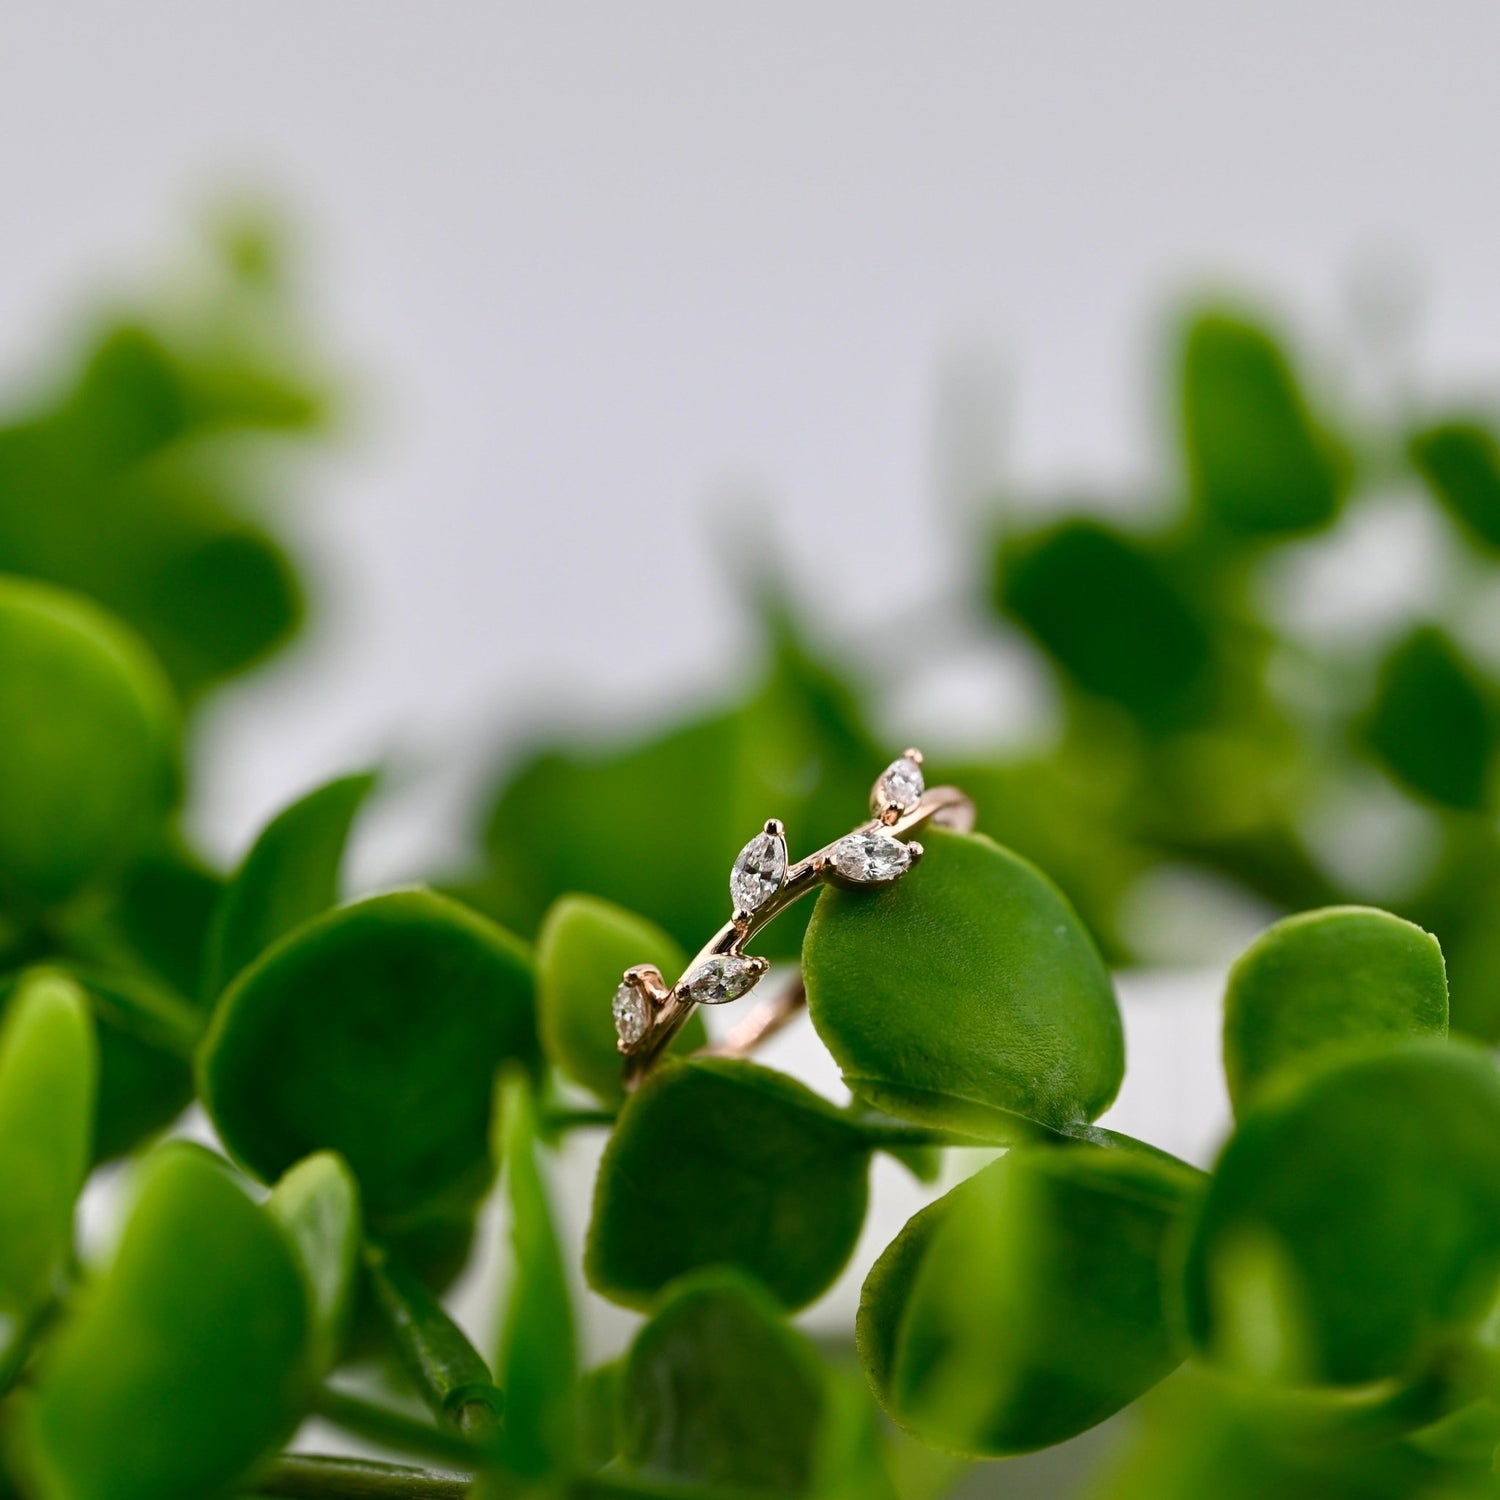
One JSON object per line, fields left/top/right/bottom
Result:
{"left": 0, "top": 973, "right": 96, "bottom": 1379}
{"left": 859, "top": 1143, "right": 1198, "bottom": 1455}
{"left": 804, "top": 829, "right": 1124, "bottom": 1140}
{"left": 995, "top": 519, "right": 1212, "bottom": 727}
{"left": 620, "top": 1271, "right": 894, "bottom": 1499}
{"left": 1185, "top": 1040, "right": 1500, "bottom": 1385}
{"left": 1180, "top": 309, "right": 1342, "bottom": 535}
{"left": 587, "top": 1058, "right": 870, "bottom": 1311}
{"left": 1224, "top": 906, "right": 1448, "bottom": 1114}
{"left": 199, "top": 889, "right": 536, "bottom": 1223}
{"left": 0, "top": 576, "right": 176, "bottom": 908}
{"left": 495, "top": 1071, "right": 576, "bottom": 1477}
{"left": 1364, "top": 626, "right": 1495, "bottom": 810}
{"left": 203, "top": 770, "right": 376, "bottom": 1000}
{"left": 535, "top": 894, "right": 704, "bottom": 1104}
{"left": 1411, "top": 421, "right": 1500, "bottom": 551}
{"left": 10, "top": 1145, "right": 309, "bottom": 1500}
{"left": 266, "top": 1152, "right": 361, "bottom": 1373}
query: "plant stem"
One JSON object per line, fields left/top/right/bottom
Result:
{"left": 540, "top": 1106, "right": 617, "bottom": 1133}
{"left": 311, "top": 1388, "right": 482, "bottom": 1469}
{"left": 247, "top": 1454, "right": 471, "bottom": 1498}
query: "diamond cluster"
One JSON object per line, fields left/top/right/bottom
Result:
{"left": 613, "top": 752, "right": 933, "bottom": 1049}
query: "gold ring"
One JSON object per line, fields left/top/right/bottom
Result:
{"left": 612, "top": 749, "right": 976, "bottom": 1086}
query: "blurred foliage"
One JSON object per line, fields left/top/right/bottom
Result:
{"left": 8, "top": 225, "right": 1500, "bottom": 1500}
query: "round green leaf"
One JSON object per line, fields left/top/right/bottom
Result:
{"left": 586, "top": 1058, "right": 870, "bottom": 1311}
{"left": 10, "top": 1145, "right": 309, "bottom": 1500}
{"left": 804, "top": 829, "right": 1124, "bottom": 1140}
{"left": 1180, "top": 309, "right": 1342, "bottom": 536}
{"left": 204, "top": 771, "right": 376, "bottom": 1001}
{"left": 1411, "top": 420, "right": 1500, "bottom": 552}
{"left": 199, "top": 889, "right": 536, "bottom": 1223}
{"left": 0, "top": 576, "right": 176, "bottom": 908}
{"left": 265, "top": 1152, "right": 361, "bottom": 1373}
{"left": 621, "top": 1270, "right": 894, "bottom": 1500}
{"left": 1184, "top": 1040, "right": 1500, "bottom": 1386}
{"left": 859, "top": 1143, "right": 1198, "bottom": 1455}
{"left": 0, "top": 972, "right": 96, "bottom": 1376}
{"left": 995, "top": 519, "right": 1211, "bottom": 727}
{"left": 1224, "top": 906, "right": 1448, "bottom": 1115}
{"left": 1364, "top": 626, "right": 1495, "bottom": 811}
{"left": 536, "top": 894, "right": 704, "bottom": 1104}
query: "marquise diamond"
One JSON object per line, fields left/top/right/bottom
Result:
{"left": 831, "top": 830, "right": 912, "bottom": 883}
{"left": 730, "top": 829, "right": 787, "bottom": 915}
{"left": 684, "top": 954, "right": 764, "bottom": 1005}
{"left": 875, "top": 755, "right": 924, "bottom": 815}
{"left": 612, "top": 982, "right": 650, "bottom": 1047}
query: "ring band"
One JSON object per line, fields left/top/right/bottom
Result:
{"left": 613, "top": 749, "right": 976, "bottom": 1086}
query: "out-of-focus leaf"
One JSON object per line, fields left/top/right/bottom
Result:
{"left": 1364, "top": 627, "right": 1495, "bottom": 810}
{"left": 0, "top": 577, "right": 176, "bottom": 909}
{"left": 535, "top": 894, "right": 703, "bottom": 1104}
{"left": 65, "top": 843, "right": 224, "bottom": 1007}
{"left": 1223, "top": 906, "right": 1448, "bottom": 1114}
{"left": 365, "top": 1241, "right": 502, "bottom": 1432}
{"left": 804, "top": 830, "right": 1124, "bottom": 1140}
{"left": 1087, "top": 1373, "right": 1490, "bottom": 1500}
{"left": 1180, "top": 309, "right": 1342, "bottom": 535}
{"left": 203, "top": 771, "right": 376, "bottom": 1001}
{"left": 859, "top": 1142, "right": 1198, "bottom": 1455}
{"left": 266, "top": 1152, "right": 361, "bottom": 1374}
{"left": 10, "top": 1144, "right": 309, "bottom": 1500}
{"left": 0, "top": 972, "right": 96, "bottom": 1382}
{"left": 995, "top": 519, "right": 1213, "bottom": 727}
{"left": 1411, "top": 421, "right": 1500, "bottom": 551}
{"left": 620, "top": 1271, "right": 895, "bottom": 1500}
{"left": 587, "top": 1059, "right": 870, "bottom": 1311}
{"left": 1184, "top": 1040, "right": 1500, "bottom": 1385}
{"left": 494, "top": 1071, "right": 575, "bottom": 1477}
{"left": 199, "top": 889, "right": 536, "bottom": 1224}
{"left": 467, "top": 635, "right": 876, "bottom": 955}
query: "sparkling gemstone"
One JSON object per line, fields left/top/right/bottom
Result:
{"left": 875, "top": 755, "right": 925, "bottom": 814}
{"left": 684, "top": 954, "right": 763, "bottom": 1005}
{"left": 612, "top": 982, "right": 650, "bottom": 1047}
{"left": 831, "top": 830, "right": 913, "bottom": 883}
{"left": 730, "top": 829, "right": 787, "bottom": 914}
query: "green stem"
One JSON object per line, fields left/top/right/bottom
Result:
{"left": 540, "top": 1107, "right": 618, "bottom": 1134}
{"left": 247, "top": 1454, "right": 471, "bottom": 1498}
{"left": 363, "top": 1243, "right": 504, "bottom": 1435}
{"left": 311, "top": 1388, "right": 484, "bottom": 1470}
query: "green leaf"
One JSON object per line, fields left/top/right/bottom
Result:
{"left": 265, "top": 1152, "right": 361, "bottom": 1374}
{"left": 10, "top": 1144, "right": 309, "bottom": 1500}
{"left": 495, "top": 1071, "right": 576, "bottom": 1477}
{"left": 859, "top": 1142, "right": 1198, "bottom": 1455}
{"left": 0, "top": 576, "right": 176, "bottom": 909}
{"left": 0, "top": 972, "right": 96, "bottom": 1380}
{"left": 1180, "top": 309, "right": 1342, "bottom": 535}
{"left": 620, "top": 1270, "right": 893, "bottom": 1499}
{"left": 203, "top": 771, "right": 376, "bottom": 1000}
{"left": 198, "top": 889, "right": 536, "bottom": 1224}
{"left": 1411, "top": 421, "right": 1500, "bottom": 551}
{"left": 587, "top": 1058, "right": 870, "bottom": 1311}
{"left": 1364, "top": 626, "right": 1495, "bottom": 810}
{"left": 1224, "top": 906, "right": 1448, "bottom": 1115}
{"left": 535, "top": 895, "right": 704, "bottom": 1104}
{"left": 1184, "top": 1039, "right": 1500, "bottom": 1385}
{"left": 364, "top": 1241, "right": 502, "bottom": 1432}
{"left": 804, "top": 829, "right": 1124, "bottom": 1140}
{"left": 994, "top": 519, "right": 1212, "bottom": 727}
{"left": 467, "top": 634, "right": 877, "bottom": 955}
